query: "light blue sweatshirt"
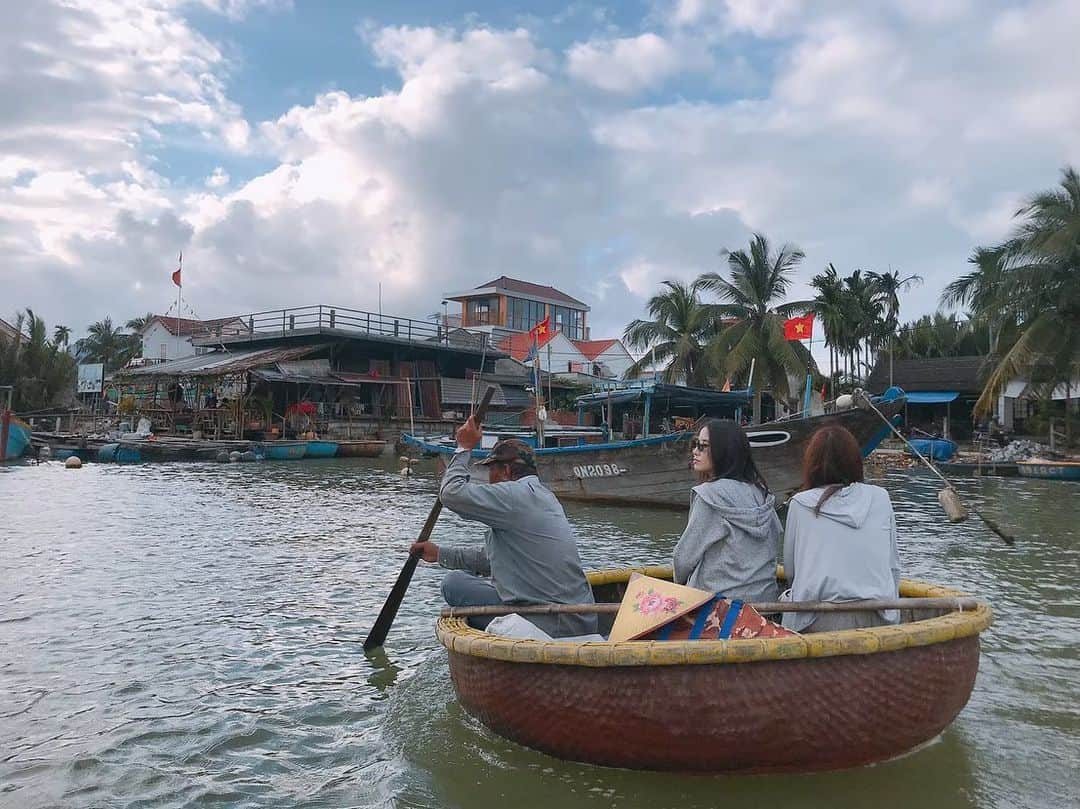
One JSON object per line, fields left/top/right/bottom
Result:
{"left": 782, "top": 482, "right": 901, "bottom": 632}
{"left": 672, "top": 479, "right": 782, "bottom": 603}
{"left": 436, "top": 451, "right": 597, "bottom": 637}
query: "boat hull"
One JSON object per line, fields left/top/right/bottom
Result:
{"left": 907, "top": 437, "right": 958, "bottom": 462}
{"left": 335, "top": 440, "right": 387, "bottom": 458}
{"left": 938, "top": 461, "right": 1019, "bottom": 477}
{"left": 1, "top": 417, "right": 31, "bottom": 460}
{"left": 405, "top": 398, "right": 904, "bottom": 507}
{"left": 260, "top": 442, "right": 308, "bottom": 460}
{"left": 304, "top": 441, "right": 339, "bottom": 458}
{"left": 1016, "top": 460, "right": 1080, "bottom": 480}
{"left": 439, "top": 568, "right": 989, "bottom": 773}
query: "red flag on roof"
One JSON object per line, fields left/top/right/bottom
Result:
{"left": 527, "top": 316, "right": 550, "bottom": 344}
{"left": 783, "top": 314, "right": 813, "bottom": 341}
{"left": 171, "top": 252, "right": 182, "bottom": 288}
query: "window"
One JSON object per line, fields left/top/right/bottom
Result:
{"left": 507, "top": 297, "right": 548, "bottom": 332}
{"left": 466, "top": 297, "right": 497, "bottom": 325}
{"left": 160, "top": 343, "right": 167, "bottom": 360}
{"left": 552, "top": 305, "right": 584, "bottom": 340}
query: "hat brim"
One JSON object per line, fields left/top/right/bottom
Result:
{"left": 475, "top": 455, "right": 500, "bottom": 465}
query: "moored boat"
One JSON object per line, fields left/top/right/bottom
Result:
{"left": 1, "top": 415, "right": 31, "bottom": 461}
{"left": 906, "top": 437, "right": 958, "bottom": 462}
{"left": 257, "top": 440, "right": 308, "bottom": 460}
{"left": 438, "top": 565, "right": 991, "bottom": 773}
{"left": 938, "top": 460, "right": 1019, "bottom": 477}
{"left": 403, "top": 391, "right": 906, "bottom": 507}
{"left": 335, "top": 439, "right": 388, "bottom": 458}
{"left": 304, "top": 440, "right": 339, "bottom": 458}
{"left": 1015, "top": 459, "right": 1080, "bottom": 480}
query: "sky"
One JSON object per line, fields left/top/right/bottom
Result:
{"left": 3, "top": 0, "right": 1079, "bottom": 352}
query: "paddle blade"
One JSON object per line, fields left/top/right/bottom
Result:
{"left": 364, "top": 551, "right": 422, "bottom": 651}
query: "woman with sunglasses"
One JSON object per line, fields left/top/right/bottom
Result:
{"left": 672, "top": 419, "right": 782, "bottom": 603}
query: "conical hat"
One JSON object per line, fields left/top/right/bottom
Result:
{"left": 608, "top": 573, "right": 714, "bottom": 642}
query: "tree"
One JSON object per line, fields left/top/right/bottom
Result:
{"left": 975, "top": 167, "right": 1080, "bottom": 441}
{"left": 125, "top": 312, "right": 157, "bottom": 334}
{"left": 623, "top": 280, "right": 713, "bottom": 386}
{"left": 0, "top": 309, "right": 76, "bottom": 411}
{"left": 941, "top": 246, "right": 1008, "bottom": 354}
{"left": 869, "top": 269, "right": 923, "bottom": 387}
{"left": 810, "top": 264, "right": 847, "bottom": 392}
{"left": 75, "top": 317, "right": 136, "bottom": 372}
{"left": 53, "top": 324, "right": 71, "bottom": 351}
{"left": 697, "top": 233, "right": 815, "bottom": 422}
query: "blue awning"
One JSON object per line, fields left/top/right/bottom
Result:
{"left": 905, "top": 391, "right": 959, "bottom": 404}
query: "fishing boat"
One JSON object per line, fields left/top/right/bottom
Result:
{"left": 335, "top": 439, "right": 388, "bottom": 458}
{"left": 1, "top": 386, "right": 31, "bottom": 461}
{"left": 438, "top": 565, "right": 991, "bottom": 773}
{"left": 304, "top": 440, "right": 339, "bottom": 458}
{"left": 256, "top": 440, "right": 308, "bottom": 460}
{"left": 403, "top": 390, "right": 906, "bottom": 507}
{"left": 1015, "top": 459, "right": 1080, "bottom": 480}
{"left": 906, "top": 437, "right": 958, "bottom": 462}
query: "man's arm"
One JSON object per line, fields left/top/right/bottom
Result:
{"left": 409, "top": 539, "right": 491, "bottom": 575}
{"left": 439, "top": 452, "right": 517, "bottom": 528}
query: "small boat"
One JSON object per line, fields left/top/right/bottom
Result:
{"left": 404, "top": 390, "right": 906, "bottom": 507}
{"left": 257, "top": 440, "right": 308, "bottom": 460}
{"left": 906, "top": 437, "right": 958, "bottom": 462}
{"left": 1015, "top": 459, "right": 1080, "bottom": 480}
{"left": 304, "top": 440, "right": 339, "bottom": 459}
{"left": 335, "top": 439, "right": 388, "bottom": 458}
{"left": 2, "top": 415, "right": 31, "bottom": 461}
{"left": 938, "top": 460, "right": 1019, "bottom": 477}
{"left": 438, "top": 565, "right": 991, "bottom": 773}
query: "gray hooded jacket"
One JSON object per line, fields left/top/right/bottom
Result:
{"left": 782, "top": 482, "right": 901, "bottom": 632}
{"left": 672, "top": 478, "right": 781, "bottom": 603}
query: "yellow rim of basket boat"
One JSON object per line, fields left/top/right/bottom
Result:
{"left": 435, "top": 566, "right": 992, "bottom": 667}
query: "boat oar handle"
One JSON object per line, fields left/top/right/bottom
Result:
{"left": 440, "top": 596, "right": 984, "bottom": 619}
{"left": 364, "top": 385, "right": 498, "bottom": 652}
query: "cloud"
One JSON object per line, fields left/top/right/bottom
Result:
{"left": 565, "top": 33, "right": 708, "bottom": 94}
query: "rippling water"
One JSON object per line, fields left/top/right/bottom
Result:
{"left": 1, "top": 458, "right": 1077, "bottom": 808}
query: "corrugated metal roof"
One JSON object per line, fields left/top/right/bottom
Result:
{"left": 500, "top": 386, "right": 534, "bottom": 408}
{"left": 118, "top": 345, "right": 326, "bottom": 378}
{"left": 440, "top": 378, "right": 507, "bottom": 406}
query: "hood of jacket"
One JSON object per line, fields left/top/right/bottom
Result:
{"left": 691, "top": 478, "right": 777, "bottom": 539}
{"left": 790, "top": 482, "right": 875, "bottom": 528}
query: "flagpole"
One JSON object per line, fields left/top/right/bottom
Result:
{"left": 175, "top": 252, "right": 182, "bottom": 361}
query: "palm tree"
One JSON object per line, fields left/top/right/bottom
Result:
{"left": 976, "top": 167, "right": 1080, "bottom": 440}
{"left": 810, "top": 264, "right": 847, "bottom": 393}
{"left": 76, "top": 317, "right": 133, "bottom": 372}
{"left": 53, "top": 324, "right": 71, "bottom": 351}
{"left": 697, "top": 233, "right": 815, "bottom": 422}
{"left": 125, "top": 312, "right": 157, "bottom": 334}
{"left": 941, "top": 246, "right": 1008, "bottom": 354}
{"left": 623, "top": 280, "right": 713, "bottom": 385}
{"left": 869, "top": 269, "right": 923, "bottom": 387}
{"left": 0, "top": 309, "right": 76, "bottom": 410}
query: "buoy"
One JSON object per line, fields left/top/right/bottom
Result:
{"left": 938, "top": 487, "right": 967, "bottom": 523}
{"left": 65, "top": 456, "right": 82, "bottom": 469}
{"left": 835, "top": 394, "right": 854, "bottom": 410}
{"left": 216, "top": 451, "right": 230, "bottom": 463}
{"left": 229, "top": 451, "right": 242, "bottom": 463}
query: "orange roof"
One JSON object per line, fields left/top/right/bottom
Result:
{"left": 498, "top": 329, "right": 558, "bottom": 361}
{"left": 572, "top": 339, "right": 619, "bottom": 360}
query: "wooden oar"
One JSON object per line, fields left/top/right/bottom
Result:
{"left": 363, "top": 385, "right": 497, "bottom": 651}
{"left": 857, "top": 391, "right": 1016, "bottom": 545}
{"left": 440, "top": 596, "right": 983, "bottom": 619}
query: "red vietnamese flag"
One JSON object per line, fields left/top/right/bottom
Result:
{"left": 783, "top": 313, "right": 814, "bottom": 341}
{"left": 171, "top": 252, "right": 182, "bottom": 288}
{"left": 527, "top": 315, "right": 551, "bottom": 344}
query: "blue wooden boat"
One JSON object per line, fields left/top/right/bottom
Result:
{"left": 1016, "top": 459, "right": 1080, "bottom": 481}
{"left": 907, "top": 437, "right": 958, "bottom": 462}
{"left": 258, "top": 441, "right": 308, "bottom": 460}
{"left": 2, "top": 416, "right": 31, "bottom": 461}
{"left": 304, "top": 440, "right": 339, "bottom": 458}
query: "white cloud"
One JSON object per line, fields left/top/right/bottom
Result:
{"left": 566, "top": 33, "right": 708, "bottom": 94}
{"left": 205, "top": 167, "right": 230, "bottom": 188}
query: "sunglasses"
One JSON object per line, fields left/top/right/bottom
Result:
{"left": 690, "top": 439, "right": 710, "bottom": 452}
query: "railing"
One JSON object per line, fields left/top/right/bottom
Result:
{"left": 190, "top": 305, "right": 499, "bottom": 350}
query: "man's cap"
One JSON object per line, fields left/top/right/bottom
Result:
{"left": 476, "top": 438, "right": 537, "bottom": 471}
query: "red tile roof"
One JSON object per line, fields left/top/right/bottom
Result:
{"left": 498, "top": 329, "right": 558, "bottom": 361}
{"left": 149, "top": 315, "right": 246, "bottom": 337}
{"left": 572, "top": 339, "right": 619, "bottom": 360}
{"left": 476, "top": 276, "right": 588, "bottom": 308}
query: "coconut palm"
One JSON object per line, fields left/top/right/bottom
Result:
{"left": 125, "top": 312, "right": 157, "bottom": 334}
{"left": 810, "top": 264, "right": 847, "bottom": 393}
{"left": 52, "top": 324, "right": 71, "bottom": 350}
{"left": 696, "top": 233, "right": 815, "bottom": 422}
{"left": 623, "top": 280, "right": 713, "bottom": 386}
{"left": 0, "top": 309, "right": 76, "bottom": 410}
{"left": 76, "top": 317, "right": 134, "bottom": 372}
{"left": 869, "top": 269, "right": 923, "bottom": 387}
{"left": 941, "top": 246, "right": 1009, "bottom": 354}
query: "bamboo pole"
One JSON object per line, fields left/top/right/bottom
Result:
{"left": 440, "top": 596, "right": 983, "bottom": 619}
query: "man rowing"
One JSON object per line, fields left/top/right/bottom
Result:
{"left": 409, "top": 416, "right": 597, "bottom": 638}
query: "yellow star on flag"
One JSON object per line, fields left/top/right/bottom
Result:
{"left": 794, "top": 322, "right": 805, "bottom": 334}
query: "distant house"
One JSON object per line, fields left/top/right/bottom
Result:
{"left": 866, "top": 355, "right": 989, "bottom": 439}
{"left": 573, "top": 338, "right": 634, "bottom": 379}
{"left": 497, "top": 329, "right": 590, "bottom": 375}
{"left": 140, "top": 315, "right": 249, "bottom": 362}
{"left": 442, "top": 276, "right": 591, "bottom": 345}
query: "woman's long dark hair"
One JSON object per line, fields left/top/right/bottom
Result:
{"left": 801, "top": 425, "right": 864, "bottom": 515}
{"left": 699, "top": 419, "right": 769, "bottom": 497}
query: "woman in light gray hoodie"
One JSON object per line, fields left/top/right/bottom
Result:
{"left": 782, "top": 425, "right": 901, "bottom": 633}
{"left": 672, "top": 419, "right": 781, "bottom": 603}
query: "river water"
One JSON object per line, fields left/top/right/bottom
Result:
{"left": 1, "top": 458, "right": 1077, "bottom": 808}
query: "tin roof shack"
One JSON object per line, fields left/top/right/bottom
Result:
{"left": 866, "top": 355, "right": 989, "bottom": 441}
{"left": 575, "top": 380, "right": 753, "bottom": 440}
{"left": 118, "top": 305, "right": 512, "bottom": 439}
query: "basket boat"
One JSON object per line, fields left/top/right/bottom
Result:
{"left": 437, "top": 566, "right": 991, "bottom": 773}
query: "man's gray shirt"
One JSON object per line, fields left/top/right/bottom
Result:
{"left": 436, "top": 451, "right": 597, "bottom": 637}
